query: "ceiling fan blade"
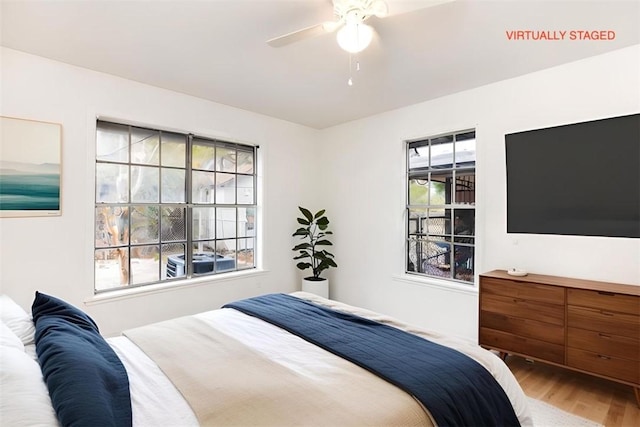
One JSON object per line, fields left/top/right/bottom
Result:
{"left": 267, "top": 21, "right": 339, "bottom": 47}
{"left": 384, "top": 0, "right": 455, "bottom": 17}
{"left": 368, "top": 0, "right": 389, "bottom": 18}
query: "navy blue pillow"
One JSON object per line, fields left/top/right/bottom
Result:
{"left": 32, "top": 291, "right": 132, "bottom": 427}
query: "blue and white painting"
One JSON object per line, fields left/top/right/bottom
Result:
{"left": 1, "top": 117, "right": 62, "bottom": 217}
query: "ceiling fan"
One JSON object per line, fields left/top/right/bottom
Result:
{"left": 267, "top": 0, "right": 455, "bottom": 53}
{"left": 267, "top": 0, "right": 388, "bottom": 53}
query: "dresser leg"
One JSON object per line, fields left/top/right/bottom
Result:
{"left": 634, "top": 387, "right": 640, "bottom": 408}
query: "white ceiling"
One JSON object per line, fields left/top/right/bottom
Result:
{"left": 1, "top": 0, "right": 638, "bottom": 129}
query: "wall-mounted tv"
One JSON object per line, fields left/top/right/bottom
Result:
{"left": 505, "top": 113, "right": 639, "bottom": 238}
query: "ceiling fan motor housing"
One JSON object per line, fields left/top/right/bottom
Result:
{"left": 333, "top": 0, "right": 389, "bottom": 22}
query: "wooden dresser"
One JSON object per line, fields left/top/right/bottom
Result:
{"left": 479, "top": 270, "right": 640, "bottom": 405}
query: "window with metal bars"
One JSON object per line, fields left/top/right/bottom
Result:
{"left": 406, "top": 130, "right": 476, "bottom": 284}
{"left": 94, "top": 120, "right": 257, "bottom": 293}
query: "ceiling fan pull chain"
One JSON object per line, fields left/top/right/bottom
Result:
{"left": 347, "top": 53, "right": 363, "bottom": 87}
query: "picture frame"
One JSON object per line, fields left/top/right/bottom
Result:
{"left": 0, "top": 116, "right": 62, "bottom": 217}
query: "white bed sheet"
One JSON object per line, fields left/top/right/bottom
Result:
{"left": 109, "top": 336, "right": 199, "bottom": 427}
{"left": 109, "top": 292, "right": 533, "bottom": 426}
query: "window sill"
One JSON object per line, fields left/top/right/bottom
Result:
{"left": 392, "top": 273, "right": 478, "bottom": 296}
{"left": 84, "top": 268, "right": 269, "bottom": 306}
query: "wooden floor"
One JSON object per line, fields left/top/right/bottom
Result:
{"left": 506, "top": 355, "right": 640, "bottom": 427}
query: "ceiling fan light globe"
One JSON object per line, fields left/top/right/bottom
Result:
{"left": 336, "top": 22, "right": 374, "bottom": 53}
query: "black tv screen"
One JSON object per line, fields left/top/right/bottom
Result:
{"left": 505, "top": 113, "right": 640, "bottom": 238}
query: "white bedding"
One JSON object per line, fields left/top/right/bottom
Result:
{"left": 109, "top": 336, "right": 199, "bottom": 427}
{"left": 109, "top": 292, "right": 533, "bottom": 426}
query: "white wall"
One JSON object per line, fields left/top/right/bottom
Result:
{"left": 0, "top": 48, "right": 319, "bottom": 336}
{"left": 318, "top": 45, "right": 640, "bottom": 340}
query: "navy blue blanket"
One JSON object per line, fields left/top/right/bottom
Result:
{"left": 224, "top": 293, "right": 520, "bottom": 427}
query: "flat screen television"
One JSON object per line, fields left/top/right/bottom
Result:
{"left": 505, "top": 113, "right": 639, "bottom": 238}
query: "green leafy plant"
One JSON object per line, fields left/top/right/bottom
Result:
{"left": 292, "top": 207, "right": 337, "bottom": 280}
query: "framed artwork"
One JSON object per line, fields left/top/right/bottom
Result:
{"left": 1, "top": 116, "right": 62, "bottom": 217}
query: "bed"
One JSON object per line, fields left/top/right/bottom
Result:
{"left": 0, "top": 291, "right": 533, "bottom": 427}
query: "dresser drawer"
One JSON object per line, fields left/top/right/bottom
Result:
{"left": 568, "top": 289, "right": 640, "bottom": 315}
{"left": 568, "top": 305, "right": 640, "bottom": 338}
{"left": 567, "top": 327, "right": 639, "bottom": 360}
{"left": 481, "top": 278, "right": 564, "bottom": 304}
{"left": 480, "top": 327, "right": 565, "bottom": 364}
{"left": 481, "top": 293, "right": 564, "bottom": 326}
{"left": 567, "top": 347, "right": 639, "bottom": 384}
{"left": 481, "top": 310, "right": 564, "bottom": 345}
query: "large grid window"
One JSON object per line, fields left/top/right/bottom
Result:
{"left": 406, "top": 130, "right": 476, "bottom": 284}
{"left": 94, "top": 120, "right": 257, "bottom": 293}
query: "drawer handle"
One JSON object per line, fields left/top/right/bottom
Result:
{"left": 597, "top": 291, "right": 615, "bottom": 296}
{"left": 597, "top": 355, "right": 611, "bottom": 360}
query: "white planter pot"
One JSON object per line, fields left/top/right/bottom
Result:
{"left": 301, "top": 278, "right": 329, "bottom": 299}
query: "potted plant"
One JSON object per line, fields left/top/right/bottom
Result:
{"left": 292, "top": 207, "right": 337, "bottom": 298}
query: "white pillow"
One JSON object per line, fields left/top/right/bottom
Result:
{"left": 0, "top": 294, "right": 36, "bottom": 346}
{"left": 0, "top": 346, "right": 60, "bottom": 426}
{"left": 1, "top": 321, "right": 25, "bottom": 351}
